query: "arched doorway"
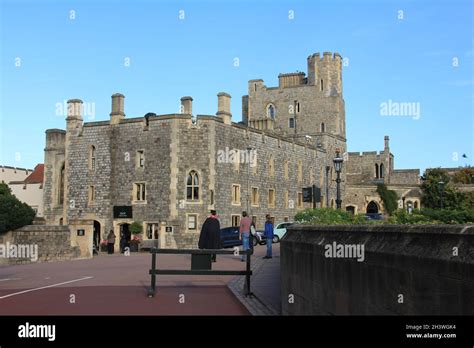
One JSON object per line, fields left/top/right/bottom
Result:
{"left": 366, "top": 201, "right": 379, "bottom": 214}
{"left": 119, "top": 223, "right": 131, "bottom": 253}
{"left": 93, "top": 221, "right": 101, "bottom": 253}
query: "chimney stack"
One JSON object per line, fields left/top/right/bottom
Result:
{"left": 216, "top": 92, "right": 232, "bottom": 125}
{"left": 66, "top": 99, "right": 83, "bottom": 120}
{"left": 384, "top": 135, "right": 390, "bottom": 150}
{"left": 110, "top": 93, "right": 125, "bottom": 124}
{"left": 180, "top": 96, "right": 193, "bottom": 115}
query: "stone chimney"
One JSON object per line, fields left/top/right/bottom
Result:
{"left": 180, "top": 96, "right": 193, "bottom": 115}
{"left": 66, "top": 99, "right": 83, "bottom": 132}
{"left": 384, "top": 135, "right": 390, "bottom": 151}
{"left": 110, "top": 93, "right": 125, "bottom": 124}
{"left": 216, "top": 92, "right": 231, "bottom": 125}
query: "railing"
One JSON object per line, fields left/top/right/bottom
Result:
{"left": 148, "top": 248, "right": 253, "bottom": 298}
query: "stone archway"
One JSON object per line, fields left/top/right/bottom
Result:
{"left": 93, "top": 220, "right": 101, "bottom": 252}
{"left": 345, "top": 205, "right": 356, "bottom": 215}
{"left": 366, "top": 201, "right": 379, "bottom": 214}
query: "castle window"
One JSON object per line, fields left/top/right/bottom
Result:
{"left": 284, "top": 190, "right": 289, "bottom": 208}
{"left": 269, "top": 155, "right": 275, "bottom": 177}
{"left": 380, "top": 163, "right": 385, "bottom": 178}
{"left": 88, "top": 185, "right": 95, "bottom": 203}
{"left": 251, "top": 187, "right": 259, "bottom": 206}
{"left": 89, "top": 145, "right": 96, "bottom": 171}
{"left": 297, "top": 160, "right": 303, "bottom": 182}
{"left": 187, "top": 214, "right": 198, "bottom": 230}
{"left": 186, "top": 171, "right": 199, "bottom": 201}
{"left": 289, "top": 118, "right": 295, "bottom": 128}
{"left": 134, "top": 183, "right": 146, "bottom": 201}
{"left": 232, "top": 184, "right": 241, "bottom": 205}
{"left": 137, "top": 150, "right": 145, "bottom": 168}
{"left": 320, "top": 122, "right": 325, "bottom": 133}
{"left": 321, "top": 79, "right": 324, "bottom": 91}
{"left": 59, "top": 164, "right": 65, "bottom": 205}
{"left": 210, "top": 189, "right": 214, "bottom": 205}
{"left": 297, "top": 192, "right": 303, "bottom": 209}
{"left": 268, "top": 188, "right": 276, "bottom": 208}
{"left": 267, "top": 104, "right": 276, "bottom": 119}
{"left": 296, "top": 102, "right": 300, "bottom": 113}
{"left": 375, "top": 164, "right": 379, "bottom": 178}
{"left": 231, "top": 215, "right": 241, "bottom": 227}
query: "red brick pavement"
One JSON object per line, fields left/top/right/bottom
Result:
{"left": 0, "top": 247, "right": 268, "bottom": 315}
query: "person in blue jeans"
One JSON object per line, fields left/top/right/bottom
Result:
{"left": 263, "top": 214, "right": 274, "bottom": 259}
{"left": 239, "top": 211, "right": 252, "bottom": 262}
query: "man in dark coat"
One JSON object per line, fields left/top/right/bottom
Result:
{"left": 198, "top": 210, "right": 221, "bottom": 262}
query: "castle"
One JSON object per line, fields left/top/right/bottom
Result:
{"left": 42, "top": 52, "right": 420, "bottom": 250}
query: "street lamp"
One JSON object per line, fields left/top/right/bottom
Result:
{"left": 438, "top": 181, "right": 445, "bottom": 209}
{"left": 333, "top": 150, "right": 344, "bottom": 209}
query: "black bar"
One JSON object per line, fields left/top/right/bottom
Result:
{"left": 148, "top": 250, "right": 156, "bottom": 297}
{"left": 150, "top": 270, "right": 251, "bottom": 276}
{"left": 312, "top": 184, "right": 316, "bottom": 209}
{"left": 150, "top": 248, "right": 237, "bottom": 255}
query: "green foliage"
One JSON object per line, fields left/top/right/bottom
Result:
{"left": 388, "top": 208, "right": 474, "bottom": 224}
{"left": 420, "top": 168, "right": 463, "bottom": 209}
{"left": 376, "top": 184, "right": 398, "bottom": 215}
{"left": 452, "top": 167, "right": 474, "bottom": 184}
{"left": 294, "top": 208, "right": 379, "bottom": 225}
{"left": 129, "top": 221, "right": 143, "bottom": 235}
{"left": 0, "top": 183, "right": 36, "bottom": 234}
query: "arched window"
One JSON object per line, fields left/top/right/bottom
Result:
{"left": 59, "top": 164, "right": 65, "bottom": 205}
{"left": 375, "top": 164, "right": 379, "bottom": 178}
{"left": 267, "top": 104, "right": 276, "bottom": 119}
{"left": 320, "top": 122, "right": 325, "bottom": 133}
{"left": 380, "top": 163, "right": 385, "bottom": 178}
{"left": 186, "top": 171, "right": 199, "bottom": 201}
{"left": 90, "top": 145, "right": 96, "bottom": 171}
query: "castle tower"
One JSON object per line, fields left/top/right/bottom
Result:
{"left": 216, "top": 92, "right": 232, "bottom": 125}
{"left": 110, "top": 93, "right": 125, "bottom": 124}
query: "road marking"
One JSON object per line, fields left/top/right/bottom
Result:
{"left": 0, "top": 276, "right": 93, "bottom": 299}
{"left": 0, "top": 278, "right": 21, "bottom": 282}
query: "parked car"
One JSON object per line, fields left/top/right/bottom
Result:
{"left": 256, "top": 222, "right": 294, "bottom": 244}
{"left": 365, "top": 213, "right": 384, "bottom": 221}
{"left": 220, "top": 226, "right": 261, "bottom": 249}
{"left": 220, "top": 226, "right": 241, "bottom": 248}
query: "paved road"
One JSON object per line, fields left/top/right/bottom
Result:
{"left": 0, "top": 246, "right": 273, "bottom": 315}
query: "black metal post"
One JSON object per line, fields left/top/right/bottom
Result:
{"left": 245, "top": 249, "right": 252, "bottom": 297}
{"left": 440, "top": 186, "right": 444, "bottom": 209}
{"left": 336, "top": 171, "right": 342, "bottom": 209}
{"left": 325, "top": 166, "right": 330, "bottom": 207}
{"left": 148, "top": 249, "right": 157, "bottom": 297}
{"left": 312, "top": 184, "right": 316, "bottom": 209}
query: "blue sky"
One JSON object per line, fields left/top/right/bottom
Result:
{"left": 0, "top": 0, "right": 472, "bottom": 172}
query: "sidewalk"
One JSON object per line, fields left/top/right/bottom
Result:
{"left": 228, "top": 244, "right": 281, "bottom": 315}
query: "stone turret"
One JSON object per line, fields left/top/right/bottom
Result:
{"left": 216, "top": 92, "right": 231, "bottom": 125}
{"left": 110, "top": 93, "right": 125, "bottom": 124}
{"left": 180, "top": 96, "right": 193, "bottom": 115}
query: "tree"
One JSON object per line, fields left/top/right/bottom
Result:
{"left": 376, "top": 184, "right": 398, "bottom": 215}
{"left": 0, "top": 183, "right": 36, "bottom": 234}
{"left": 420, "top": 168, "right": 464, "bottom": 209}
{"left": 452, "top": 167, "right": 474, "bottom": 184}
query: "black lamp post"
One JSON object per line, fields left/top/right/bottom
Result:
{"left": 438, "top": 181, "right": 445, "bottom": 209}
{"left": 333, "top": 150, "right": 343, "bottom": 209}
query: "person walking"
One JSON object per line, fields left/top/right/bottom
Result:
{"left": 107, "top": 229, "right": 116, "bottom": 254}
{"left": 239, "top": 211, "right": 252, "bottom": 262}
{"left": 263, "top": 214, "right": 274, "bottom": 259}
{"left": 198, "top": 210, "right": 221, "bottom": 262}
